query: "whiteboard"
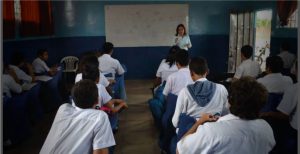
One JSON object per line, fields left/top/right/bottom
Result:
{"left": 105, "top": 4, "right": 189, "bottom": 47}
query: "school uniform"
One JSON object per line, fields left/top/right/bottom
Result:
{"left": 98, "top": 54, "right": 125, "bottom": 78}
{"left": 162, "top": 67, "right": 193, "bottom": 96}
{"left": 278, "top": 51, "right": 296, "bottom": 69}
{"left": 257, "top": 73, "right": 293, "bottom": 93}
{"left": 277, "top": 83, "right": 298, "bottom": 130}
{"left": 9, "top": 65, "right": 32, "bottom": 83}
{"left": 175, "top": 35, "right": 192, "bottom": 51}
{"left": 156, "top": 59, "right": 178, "bottom": 83}
{"left": 177, "top": 113, "right": 275, "bottom": 154}
{"left": 40, "top": 103, "right": 115, "bottom": 154}
{"left": 234, "top": 59, "right": 261, "bottom": 79}
{"left": 3, "top": 74, "right": 22, "bottom": 97}
{"left": 172, "top": 78, "right": 228, "bottom": 128}
{"left": 32, "top": 57, "right": 50, "bottom": 74}
{"left": 75, "top": 73, "right": 110, "bottom": 87}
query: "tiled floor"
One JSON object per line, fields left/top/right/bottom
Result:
{"left": 5, "top": 80, "right": 161, "bottom": 154}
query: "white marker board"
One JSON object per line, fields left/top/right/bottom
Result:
{"left": 105, "top": 4, "right": 189, "bottom": 47}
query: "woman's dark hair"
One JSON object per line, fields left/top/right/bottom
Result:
{"left": 71, "top": 79, "right": 98, "bottom": 109}
{"left": 78, "top": 52, "right": 98, "bottom": 73}
{"left": 37, "top": 49, "right": 47, "bottom": 57}
{"left": 102, "top": 42, "right": 114, "bottom": 54}
{"left": 175, "top": 49, "right": 189, "bottom": 66}
{"left": 266, "top": 56, "right": 283, "bottom": 73}
{"left": 175, "top": 24, "right": 187, "bottom": 36}
{"left": 229, "top": 77, "right": 268, "bottom": 120}
{"left": 189, "top": 57, "right": 209, "bottom": 76}
{"left": 166, "top": 46, "right": 180, "bottom": 68}
{"left": 81, "top": 55, "right": 99, "bottom": 82}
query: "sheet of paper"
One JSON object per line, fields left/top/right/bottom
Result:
{"left": 35, "top": 75, "right": 53, "bottom": 82}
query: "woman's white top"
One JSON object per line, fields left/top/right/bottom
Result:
{"left": 174, "top": 35, "right": 192, "bottom": 50}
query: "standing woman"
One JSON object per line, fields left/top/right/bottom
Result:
{"left": 174, "top": 24, "right": 192, "bottom": 50}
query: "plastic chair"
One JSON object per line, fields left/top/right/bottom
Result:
{"left": 60, "top": 56, "right": 79, "bottom": 73}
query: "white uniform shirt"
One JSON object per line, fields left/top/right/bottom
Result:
{"left": 278, "top": 51, "right": 296, "bottom": 69}
{"left": 172, "top": 78, "right": 229, "bottom": 128}
{"left": 32, "top": 57, "right": 50, "bottom": 74}
{"left": 98, "top": 54, "right": 125, "bottom": 77}
{"left": 175, "top": 35, "right": 192, "bottom": 50}
{"left": 177, "top": 114, "right": 275, "bottom": 154}
{"left": 234, "top": 59, "right": 261, "bottom": 79}
{"left": 75, "top": 73, "right": 110, "bottom": 87}
{"left": 163, "top": 67, "right": 193, "bottom": 96}
{"left": 257, "top": 73, "right": 293, "bottom": 93}
{"left": 96, "top": 84, "right": 112, "bottom": 107}
{"left": 40, "top": 103, "right": 115, "bottom": 154}
{"left": 277, "top": 83, "right": 298, "bottom": 130}
{"left": 9, "top": 65, "right": 32, "bottom": 83}
{"left": 156, "top": 59, "right": 178, "bottom": 82}
{"left": 3, "top": 74, "right": 22, "bottom": 97}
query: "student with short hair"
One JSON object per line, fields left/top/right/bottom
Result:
{"left": 3, "top": 64, "right": 22, "bottom": 97}
{"left": 172, "top": 57, "right": 228, "bottom": 128}
{"left": 233, "top": 45, "right": 261, "bottom": 80}
{"left": 10, "top": 52, "right": 35, "bottom": 83}
{"left": 32, "top": 49, "right": 57, "bottom": 76}
{"left": 98, "top": 42, "right": 125, "bottom": 78}
{"left": 176, "top": 77, "right": 275, "bottom": 154}
{"left": 162, "top": 49, "right": 193, "bottom": 96}
{"left": 257, "top": 56, "right": 293, "bottom": 93}
{"left": 40, "top": 80, "right": 115, "bottom": 154}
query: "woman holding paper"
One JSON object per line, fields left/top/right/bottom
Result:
{"left": 174, "top": 24, "right": 192, "bottom": 50}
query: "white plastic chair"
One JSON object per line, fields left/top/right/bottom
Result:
{"left": 60, "top": 56, "right": 79, "bottom": 73}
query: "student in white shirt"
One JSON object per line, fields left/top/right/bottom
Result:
{"left": 81, "top": 55, "right": 127, "bottom": 113}
{"left": 10, "top": 52, "right": 35, "bottom": 83}
{"left": 154, "top": 45, "right": 180, "bottom": 89}
{"left": 172, "top": 57, "right": 229, "bottom": 128}
{"left": 177, "top": 77, "right": 275, "bottom": 154}
{"left": 257, "top": 56, "right": 293, "bottom": 93}
{"left": 40, "top": 79, "right": 116, "bottom": 154}
{"left": 98, "top": 42, "right": 125, "bottom": 78}
{"left": 174, "top": 24, "right": 192, "bottom": 51}
{"left": 32, "top": 49, "right": 57, "bottom": 76}
{"left": 3, "top": 64, "right": 22, "bottom": 97}
{"left": 233, "top": 45, "right": 261, "bottom": 80}
{"left": 277, "top": 41, "right": 296, "bottom": 71}
{"left": 163, "top": 49, "right": 193, "bottom": 96}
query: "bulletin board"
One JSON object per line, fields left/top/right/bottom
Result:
{"left": 104, "top": 4, "right": 189, "bottom": 47}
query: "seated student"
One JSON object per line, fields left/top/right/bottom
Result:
{"left": 257, "top": 56, "right": 293, "bottom": 93}
{"left": 233, "top": 45, "right": 261, "bottom": 80}
{"left": 98, "top": 42, "right": 125, "bottom": 78}
{"left": 75, "top": 52, "right": 110, "bottom": 88}
{"left": 172, "top": 57, "right": 228, "bottom": 128}
{"left": 277, "top": 41, "right": 296, "bottom": 74}
{"left": 10, "top": 52, "right": 35, "bottom": 83}
{"left": 32, "top": 49, "right": 57, "bottom": 76}
{"left": 177, "top": 77, "right": 275, "bottom": 154}
{"left": 40, "top": 79, "right": 115, "bottom": 154}
{"left": 80, "top": 55, "right": 127, "bottom": 113}
{"left": 163, "top": 49, "right": 193, "bottom": 96}
{"left": 3, "top": 64, "right": 22, "bottom": 97}
{"left": 154, "top": 46, "right": 180, "bottom": 89}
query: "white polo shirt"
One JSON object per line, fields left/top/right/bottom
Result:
{"left": 96, "top": 84, "right": 112, "bottom": 107}
{"left": 174, "top": 35, "right": 192, "bottom": 51}
{"left": 163, "top": 67, "right": 193, "bottom": 96}
{"left": 278, "top": 51, "right": 296, "bottom": 69}
{"left": 32, "top": 57, "right": 50, "bottom": 74}
{"left": 177, "top": 114, "right": 275, "bottom": 154}
{"left": 156, "top": 59, "right": 178, "bottom": 82}
{"left": 98, "top": 54, "right": 125, "bottom": 76}
{"left": 277, "top": 83, "right": 298, "bottom": 130}
{"left": 75, "top": 73, "right": 110, "bottom": 87}
{"left": 3, "top": 74, "right": 22, "bottom": 97}
{"left": 234, "top": 59, "right": 261, "bottom": 79}
{"left": 172, "top": 78, "right": 229, "bottom": 128}
{"left": 257, "top": 73, "right": 293, "bottom": 93}
{"left": 9, "top": 65, "right": 32, "bottom": 83}
{"left": 40, "top": 103, "right": 115, "bottom": 154}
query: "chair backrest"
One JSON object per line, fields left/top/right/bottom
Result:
{"left": 60, "top": 56, "right": 79, "bottom": 72}
{"left": 261, "top": 93, "right": 284, "bottom": 112}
